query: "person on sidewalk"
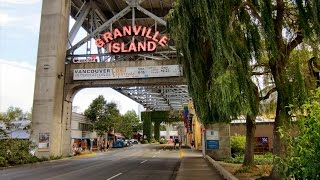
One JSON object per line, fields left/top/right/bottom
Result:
{"left": 190, "top": 139, "right": 195, "bottom": 151}
{"left": 174, "top": 138, "right": 179, "bottom": 150}
{"left": 100, "top": 141, "right": 106, "bottom": 152}
{"left": 106, "top": 141, "right": 110, "bottom": 150}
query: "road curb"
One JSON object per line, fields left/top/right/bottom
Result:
{"left": 206, "top": 155, "right": 238, "bottom": 180}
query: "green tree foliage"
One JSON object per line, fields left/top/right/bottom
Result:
{"left": 160, "top": 124, "right": 166, "bottom": 131}
{"left": 84, "top": 96, "right": 121, "bottom": 136}
{"left": 84, "top": 95, "right": 107, "bottom": 123}
{"left": 0, "top": 113, "right": 8, "bottom": 122}
{"left": 116, "top": 110, "right": 140, "bottom": 138}
{"left": 84, "top": 95, "right": 107, "bottom": 135}
{"left": 280, "top": 88, "right": 320, "bottom": 179}
{"left": 0, "top": 107, "right": 24, "bottom": 124}
{"left": 105, "top": 102, "right": 121, "bottom": 132}
{"left": 26, "top": 108, "right": 32, "bottom": 120}
{"left": 85, "top": 96, "right": 141, "bottom": 138}
{"left": 6, "top": 106, "right": 23, "bottom": 120}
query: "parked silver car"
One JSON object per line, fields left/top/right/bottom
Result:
{"left": 124, "top": 139, "right": 132, "bottom": 147}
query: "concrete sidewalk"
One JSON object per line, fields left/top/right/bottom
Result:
{"left": 175, "top": 148, "right": 225, "bottom": 180}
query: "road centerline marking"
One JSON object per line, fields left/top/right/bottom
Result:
{"left": 106, "top": 173, "right": 122, "bottom": 180}
{"left": 140, "top": 160, "right": 148, "bottom": 164}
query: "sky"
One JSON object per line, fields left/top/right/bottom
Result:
{"left": 0, "top": 0, "right": 141, "bottom": 114}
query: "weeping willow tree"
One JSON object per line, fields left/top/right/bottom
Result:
{"left": 167, "top": 0, "right": 261, "bottom": 167}
{"left": 168, "top": 0, "right": 320, "bottom": 179}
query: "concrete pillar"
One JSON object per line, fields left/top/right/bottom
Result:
{"left": 31, "top": 0, "right": 70, "bottom": 157}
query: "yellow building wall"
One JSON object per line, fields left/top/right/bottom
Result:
{"left": 187, "top": 100, "right": 203, "bottom": 150}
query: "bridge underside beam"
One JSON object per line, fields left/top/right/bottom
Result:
{"left": 64, "top": 59, "right": 189, "bottom": 111}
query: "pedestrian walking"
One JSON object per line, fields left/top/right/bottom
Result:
{"left": 191, "top": 139, "right": 195, "bottom": 151}
{"left": 106, "top": 141, "right": 110, "bottom": 150}
{"left": 174, "top": 138, "right": 179, "bottom": 150}
{"left": 100, "top": 141, "right": 105, "bottom": 152}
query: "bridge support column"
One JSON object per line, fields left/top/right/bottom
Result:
{"left": 31, "top": 0, "right": 70, "bottom": 157}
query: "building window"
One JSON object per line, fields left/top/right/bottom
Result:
{"left": 79, "top": 123, "right": 92, "bottom": 131}
{"left": 254, "top": 137, "right": 270, "bottom": 153}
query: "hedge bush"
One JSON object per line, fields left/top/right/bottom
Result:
{"left": 149, "top": 138, "right": 158, "bottom": 144}
{"left": 0, "top": 139, "right": 38, "bottom": 166}
{"left": 223, "top": 154, "right": 273, "bottom": 165}
{"left": 141, "top": 140, "right": 148, "bottom": 144}
{"left": 159, "top": 138, "right": 167, "bottom": 144}
{"left": 0, "top": 139, "right": 63, "bottom": 167}
{"left": 230, "top": 134, "right": 246, "bottom": 155}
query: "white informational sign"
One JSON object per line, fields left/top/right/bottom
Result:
{"left": 38, "top": 133, "right": 50, "bottom": 152}
{"left": 206, "top": 129, "right": 219, "bottom": 140}
{"left": 73, "top": 65, "right": 182, "bottom": 80}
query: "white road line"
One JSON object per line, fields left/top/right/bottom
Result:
{"left": 140, "top": 160, "right": 148, "bottom": 164}
{"left": 46, "top": 161, "right": 109, "bottom": 179}
{"left": 152, "top": 156, "right": 156, "bottom": 158}
{"left": 106, "top": 173, "right": 122, "bottom": 180}
{"left": 52, "top": 163, "right": 71, "bottom": 168}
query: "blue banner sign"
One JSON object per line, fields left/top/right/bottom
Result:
{"left": 206, "top": 140, "right": 219, "bottom": 150}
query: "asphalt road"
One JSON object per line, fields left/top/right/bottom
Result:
{"left": 0, "top": 144, "right": 182, "bottom": 180}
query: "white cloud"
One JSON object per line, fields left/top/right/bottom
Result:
{"left": 0, "top": 59, "right": 35, "bottom": 71}
{"left": 0, "top": 12, "right": 21, "bottom": 26}
{"left": 0, "top": 12, "right": 40, "bottom": 33}
{"left": 0, "top": 59, "right": 35, "bottom": 113}
{"left": 0, "top": 0, "right": 40, "bottom": 5}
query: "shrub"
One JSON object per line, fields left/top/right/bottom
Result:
{"left": 0, "top": 139, "right": 40, "bottom": 167}
{"left": 230, "top": 134, "right": 246, "bottom": 156}
{"left": 223, "top": 154, "right": 273, "bottom": 165}
{"left": 159, "top": 138, "right": 167, "bottom": 144}
{"left": 141, "top": 140, "right": 148, "bottom": 144}
{"left": 279, "top": 88, "right": 320, "bottom": 179}
{"left": 150, "top": 138, "right": 157, "bottom": 144}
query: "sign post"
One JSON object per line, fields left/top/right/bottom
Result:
{"left": 206, "top": 129, "right": 219, "bottom": 150}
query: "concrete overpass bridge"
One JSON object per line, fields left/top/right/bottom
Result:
{"left": 32, "top": 0, "right": 189, "bottom": 157}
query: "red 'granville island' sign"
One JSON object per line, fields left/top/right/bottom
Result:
{"left": 95, "top": 25, "right": 168, "bottom": 54}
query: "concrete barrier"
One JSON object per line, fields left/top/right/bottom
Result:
{"left": 206, "top": 155, "right": 238, "bottom": 180}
